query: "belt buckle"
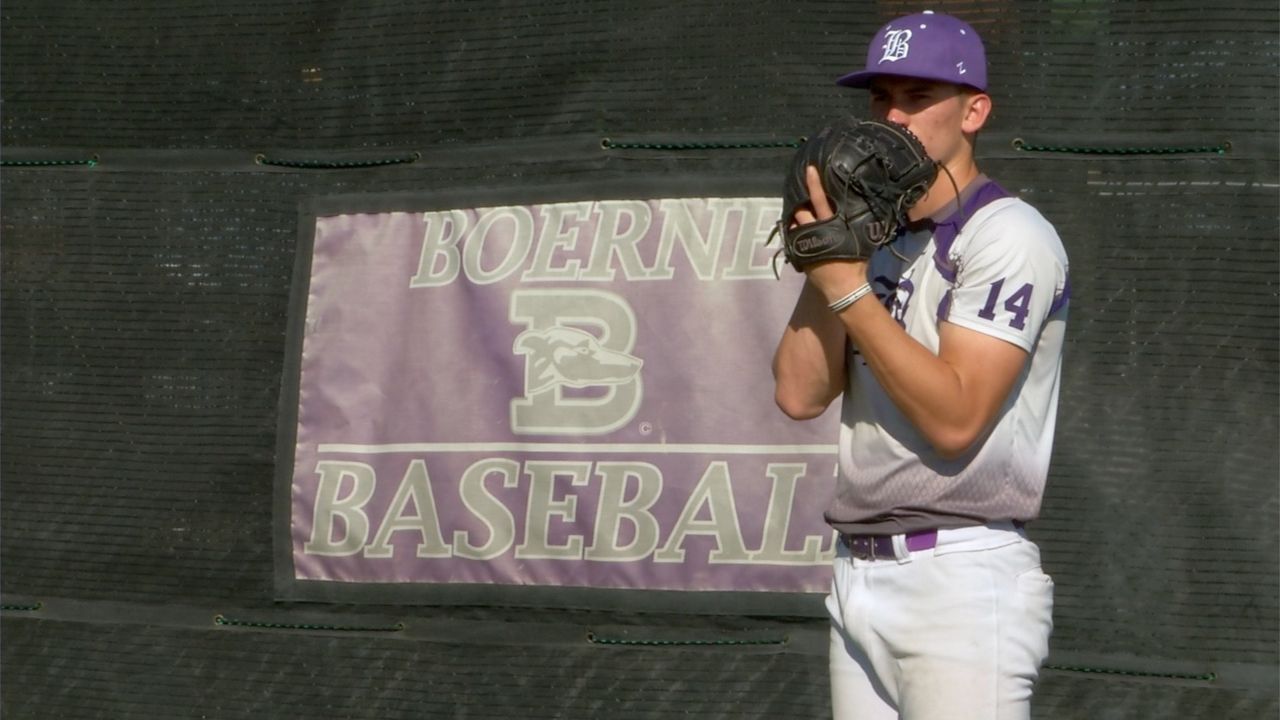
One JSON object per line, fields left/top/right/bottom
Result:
{"left": 845, "top": 534, "right": 876, "bottom": 560}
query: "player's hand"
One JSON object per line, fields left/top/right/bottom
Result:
{"left": 790, "top": 166, "right": 833, "bottom": 227}
{"left": 793, "top": 166, "right": 869, "bottom": 303}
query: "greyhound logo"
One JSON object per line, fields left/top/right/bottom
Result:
{"left": 509, "top": 289, "right": 644, "bottom": 435}
{"left": 514, "top": 325, "right": 644, "bottom": 394}
{"left": 879, "top": 28, "right": 912, "bottom": 64}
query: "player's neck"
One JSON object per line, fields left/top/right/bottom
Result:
{"left": 909, "top": 159, "right": 980, "bottom": 220}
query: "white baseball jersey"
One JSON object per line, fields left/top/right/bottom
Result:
{"left": 827, "top": 178, "right": 1070, "bottom": 535}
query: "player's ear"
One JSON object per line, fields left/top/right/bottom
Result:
{"left": 960, "top": 92, "right": 992, "bottom": 134}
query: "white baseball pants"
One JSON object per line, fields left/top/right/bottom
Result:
{"left": 826, "top": 522, "right": 1054, "bottom": 720}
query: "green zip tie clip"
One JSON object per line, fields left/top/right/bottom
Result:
{"left": 601, "top": 138, "right": 803, "bottom": 151}
{"left": 214, "top": 614, "right": 404, "bottom": 633}
{"left": 1011, "top": 138, "right": 1231, "bottom": 156}
{"left": 254, "top": 151, "right": 421, "bottom": 169}
{"left": 1, "top": 155, "right": 99, "bottom": 168}
{"left": 1044, "top": 663, "right": 1216, "bottom": 682}
{"left": 586, "top": 631, "right": 788, "bottom": 647}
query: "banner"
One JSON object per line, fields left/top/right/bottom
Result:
{"left": 277, "top": 190, "right": 842, "bottom": 604}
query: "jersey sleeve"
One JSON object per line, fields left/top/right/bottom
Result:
{"left": 942, "top": 202, "right": 1069, "bottom": 352}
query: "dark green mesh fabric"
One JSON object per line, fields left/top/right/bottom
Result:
{"left": 3, "top": 0, "right": 1276, "bottom": 716}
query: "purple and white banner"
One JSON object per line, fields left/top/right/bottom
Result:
{"left": 284, "top": 195, "right": 840, "bottom": 596}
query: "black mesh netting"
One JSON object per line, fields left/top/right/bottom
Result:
{"left": 3, "top": 0, "right": 1276, "bottom": 717}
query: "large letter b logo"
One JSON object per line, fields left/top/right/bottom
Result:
{"left": 510, "top": 289, "right": 643, "bottom": 435}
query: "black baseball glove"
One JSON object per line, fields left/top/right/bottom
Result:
{"left": 770, "top": 117, "right": 937, "bottom": 274}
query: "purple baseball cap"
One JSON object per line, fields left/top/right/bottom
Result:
{"left": 836, "top": 11, "right": 987, "bottom": 91}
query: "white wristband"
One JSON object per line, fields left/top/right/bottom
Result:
{"left": 827, "top": 283, "right": 873, "bottom": 313}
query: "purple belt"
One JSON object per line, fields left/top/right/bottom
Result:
{"left": 840, "top": 529, "right": 938, "bottom": 560}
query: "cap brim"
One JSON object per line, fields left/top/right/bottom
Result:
{"left": 835, "top": 70, "right": 876, "bottom": 88}
{"left": 835, "top": 69, "right": 986, "bottom": 92}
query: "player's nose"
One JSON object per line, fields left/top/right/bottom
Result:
{"left": 884, "top": 107, "right": 911, "bottom": 126}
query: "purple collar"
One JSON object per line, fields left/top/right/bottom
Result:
{"left": 923, "top": 177, "right": 1012, "bottom": 282}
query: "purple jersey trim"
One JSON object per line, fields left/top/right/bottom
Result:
{"left": 937, "top": 290, "right": 953, "bottom": 322}
{"left": 930, "top": 180, "right": 1014, "bottom": 283}
{"left": 1049, "top": 276, "right": 1072, "bottom": 315}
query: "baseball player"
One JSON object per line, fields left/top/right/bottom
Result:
{"left": 771, "top": 11, "right": 1069, "bottom": 720}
